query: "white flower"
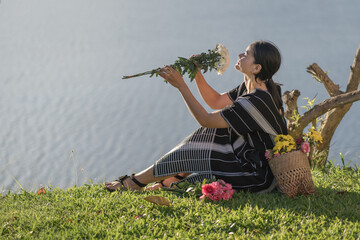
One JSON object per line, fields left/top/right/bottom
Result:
{"left": 215, "top": 44, "right": 230, "bottom": 75}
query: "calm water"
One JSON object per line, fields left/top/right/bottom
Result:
{"left": 1, "top": 0, "right": 360, "bottom": 192}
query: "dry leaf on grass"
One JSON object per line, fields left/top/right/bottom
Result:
{"left": 37, "top": 187, "right": 46, "bottom": 195}
{"left": 144, "top": 196, "right": 171, "bottom": 206}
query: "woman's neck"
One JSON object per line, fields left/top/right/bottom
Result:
{"left": 244, "top": 75, "right": 268, "bottom": 93}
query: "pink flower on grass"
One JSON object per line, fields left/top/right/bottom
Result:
{"left": 222, "top": 189, "right": 235, "bottom": 200}
{"left": 224, "top": 183, "right": 232, "bottom": 191}
{"left": 211, "top": 182, "right": 224, "bottom": 195}
{"left": 200, "top": 180, "right": 235, "bottom": 201}
{"left": 301, "top": 141, "right": 310, "bottom": 153}
{"left": 202, "top": 184, "right": 215, "bottom": 195}
{"left": 218, "top": 179, "right": 226, "bottom": 185}
{"left": 212, "top": 181, "right": 222, "bottom": 189}
{"left": 209, "top": 194, "right": 222, "bottom": 201}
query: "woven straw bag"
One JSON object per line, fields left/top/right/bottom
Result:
{"left": 268, "top": 150, "right": 316, "bottom": 197}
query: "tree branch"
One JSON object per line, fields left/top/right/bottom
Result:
{"left": 283, "top": 89, "right": 300, "bottom": 130}
{"left": 317, "top": 104, "right": 352, "bottom": 153}
{"left": 346, "top": 44, "right": 360, "bottom": 92}
{"left": 297, "top": 90, "right": 360, "bottom": 135}
{"left": 306, "top": 63, "right": 343, "bottom": 97}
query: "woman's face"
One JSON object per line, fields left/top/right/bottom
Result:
{"left": 235, "top": 45, "right": 258, "bottom": 76}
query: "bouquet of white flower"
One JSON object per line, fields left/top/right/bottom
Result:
{"left": 122, "top": 44, "right": 230, "bottom": 82}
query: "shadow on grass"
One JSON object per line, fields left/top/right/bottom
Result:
{"left": 117, "top": 184, "right": 360, "bottom": 223}
{"left": 215, "top": 186, "right": 360, "bottom": 222}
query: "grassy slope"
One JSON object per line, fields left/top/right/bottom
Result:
{"left": 1, "top": 166, "right": 360, "bottom": 239}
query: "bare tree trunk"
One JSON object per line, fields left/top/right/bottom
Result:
{"left": 283, "top": 44, "right": 360, "bottom": 167}
{"left": 310, "top": 45, "right": 360, "bottom": 160}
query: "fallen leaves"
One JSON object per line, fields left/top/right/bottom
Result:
{"left": 37, "top": 187, "right": 46, "bottom": 195}
{"left": 144, "top": 196, "right": 170, "bottom": 206}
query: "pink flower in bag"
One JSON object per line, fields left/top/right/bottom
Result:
{"left": 296, "top": 138, "right": 304, "bottom": 145}
{"left": 265, "top": 150, "right": 272, "bottom": 159}
{"left": 301, "top": 141, "right": 310, "bottom": 153}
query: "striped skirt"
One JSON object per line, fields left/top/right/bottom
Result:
{"left": 153, "top": 127, "right": 274, "bottom": 192}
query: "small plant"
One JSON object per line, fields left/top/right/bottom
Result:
{"left": 290, "top": 109, "right": 300, "bottom": 127}
{"left": 302, "top": 96, "right": 316, "bottom": 110}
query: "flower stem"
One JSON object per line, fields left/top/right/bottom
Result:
{"left": 122, "top": 68, "right": 160, "bottom": 79}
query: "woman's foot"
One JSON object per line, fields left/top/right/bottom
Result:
{"left": 145, "top": 174, "right": 186, "bottom": 191}
{"left": 144, "top": 181, "right": 165, "bottom": 191}
{"left": 105, "top": 174, "right": 146, "bottom": 192}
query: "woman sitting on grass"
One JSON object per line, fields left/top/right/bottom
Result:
{"left": 105, "top": 41, "right": 288, "bottom": 193}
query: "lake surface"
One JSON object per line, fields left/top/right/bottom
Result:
{"left": 1, "top": 0, "right": 360, "bottom": 193}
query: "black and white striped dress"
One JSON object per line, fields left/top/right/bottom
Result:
{"left": 154, "top": 83, "right": 288, "bottom": 192}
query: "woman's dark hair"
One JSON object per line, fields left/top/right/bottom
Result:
{"left": 250, "top": 41, "right": 284, "bottom": 113}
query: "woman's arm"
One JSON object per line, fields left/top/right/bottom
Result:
{"left": 194, "top": 69, "right": 233, "bottom": 110}
{"left": 158, "top": 66, "right": 229, "bottom": 128}
{"left": 178, "top": 85, "right": 230, "bottom": 128}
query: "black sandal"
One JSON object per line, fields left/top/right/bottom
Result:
{"left": 158, "top": 180, "right": 166, "bottom": 187}
{"left": 174, "top": 175, "right": 185, "bottom": 180}
{"left": 106, "top": 174, "right": 146, "bottom": 192}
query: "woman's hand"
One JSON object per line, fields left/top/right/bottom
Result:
{"left": 158, "top": 66, "right": 187, "bottom": 89}
{"left": 189, "top": 54, "right": 201, "bottom": 70}
{"left": 189, "top": 54, "right": 200, "bottom": 65}
{"left": 189, "top": 55, "right": 204, "bottom": 80}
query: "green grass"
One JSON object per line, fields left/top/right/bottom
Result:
{"left": 1, "top": 166, "right": 360, "bottom": 239}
